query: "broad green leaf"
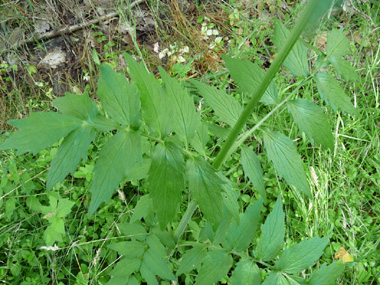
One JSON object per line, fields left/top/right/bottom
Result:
{"left": 307, "top": 261, "right": 345, "bottom": 285}
{"left": 131, "top": 194, "right": 153, "bottom": 223}
{"left": 214, "top": 209, "right": 234, "bottom": 245}
{"left": 47, "top": 125, "right": 96, "bottom": 190}
{"left": 148, "top": 142, "right": 185, "bottom": 228}
{"left": 273, "top": 19, "right": 309, "bottom": 78}
{"left": 275, "top": 236, "right": 329, "bottom": 274}
{"left": 326, "top": 29, "right": 350, "bottom": 58}
{"left": 224, "top": 199, "right": 263, "bottom": 252}
{"left": 53, "top": 92, "right": 97, "bottom": 120}
{"left": 152, "top": 227, "right": 175, "bottom": 249}
{"left": 287, "top": 99, "right": 334, "bottom": 150}
{"left": 90, "top": 114, "right": 119, "bottom": 132}
{"left": 223, "top": 56, "right": 278, "bottom": 105}
{"left": 241, "top": 145, "right": 266, "bottom": 199}
{"left": 207, "top": 123, "right": 230, "bottom": 140}
{"left": 314, "top": 72, "right": 357, "bottom": 115}
{"left": 220, "top": 176, "right": 240, "bottom": 224}
{"left": 263, "top": 272, "right": 289, "bottom": 285}
{"left": 230, "top": 259, "right": 261, "bottom": 285}
{"left": 190, "top": 122, "right": 209, "bottom": 156}
{"left": 44, "top": 218, "right": 65, "bottom": 246}
{"left": 109, "top": 258, "right": 141, "bottom": 277}
{"left": 0, "top": 112, "right": 82, "bottom": 155}
{"left": 89, "top": 131, "right": 142, "bottom": 214}
{"left": 160, "top": 67, "right": 200, "bottom": 145}
{"left": 187, "top": 157, "right": 225, "bottom": 229}
{"left": 256, "top": 197, "right": 285, "bottom": 261}
{"left": 143, "top": 235, "right": 176, "bottom": 281}
{"left": 125, "top": 158, "right": 151, "bottom": 182}
{"left": 195, "top": 249, "right": 233, "bottom": 285}
{"left": 140, "top": 263, "right": 158, "bottom": 285}
{"left": 98, "top": 64, "right": 141, "bottom": 128}
{"left": 118, "top": 222, "right": 147, "bottom": 241}
{"left": 108, "top": 241, "right": 145, "bottom": 257}
{"left": 263, "top": 130, "right": 310, "bottom": 196}
{"left": 124, "top": 53, "right": 171, "bottom": 137}
{"left": 303, "top": 0, "right": 333, "bottom": 40}
{"left": 191, "top": 80, "right": 243, "bottom": 126}
{"left": 329, "top": 56, "right": 360, "bottom": 82}
{"left": 177, "top": 245, "right": 207, "bottom": 276}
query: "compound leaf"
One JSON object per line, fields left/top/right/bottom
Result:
{"left": 224, "top": 199, "right": 263, "bottom": 252}
{"left": 329, "top": 56, "right": 360, "bottom": 82}
{"left": 273, "top": 19, "right": 309, "bottom": 78}
{"left": 109, "top": 258, "right": 141, "bottom": 278}
{"left": 53, "top": 92, "right": 98, "bottom": 121}
{"left": 223, "top": 56, "right": 278, "bottom": 105}
{"left": 131, "top": 194, "right": 153, "bottom": 223}
{"left": 118, "top": 222, "right": 147, "bottom": 241}
{"left": 275, "top": 236, "right": 329, "bottom": 274}
{"left": 191, "top": 80, "right": 243, "bottom": 126}
{"left": 47, "top": 124, "right": 96, "bottom": 190}
{"left": 190, "top": 122, "right": 209, "bottom": 156}
{"left": 0, "top": 112, "right": 82, "bottom": 155}
{"left": 287, "top": 99, "right": 334, "bottom": 150}
{"left": 241, "top": 145, "right": 266, "bottom": 200}
{"left": 326, "top": 29, "right": 350, "bottom": 58}
{"left": 230, "top": 259, "right": 261, "bottom": 285}
{"left": 187, "top": 157, "right": 225, "bottom": 229}
{"left": 256, "top": 197, "right": 285, "bottom": 261}
{"left": 314, "top": 72, "right": 357, "bottom": 115}
{"left": 263, "top": 130, "right": 310, "bottom": 197}
{"left": 177, "top": 245, "right": 207, "bottom": 276}
{"left": 148, "top": 142, "right": 185, "bottom": 229}
{"left": 108, "top": 241, "right": 145, "bottom": 257}
{"left": 195, "top": 249, "right": 233, "bottom": 285}
{"left": 89, "top": 131, "right": 142, "bottom": 215}
{"left": 307, "top": 261, "right": 345, "bottom": 285}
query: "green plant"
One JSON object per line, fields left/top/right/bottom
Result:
{"left": 0, "top": 0, "right": 360, "bottom": 283}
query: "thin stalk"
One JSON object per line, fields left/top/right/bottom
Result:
{"left": 173, "top": 200, "right": 197, "bottom": 243}
{"left": 212, "top": 0, "right": 321, "bottom": 170}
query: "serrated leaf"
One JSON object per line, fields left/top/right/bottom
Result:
{"left": 118, "top": 223, "right": 147, "bottom": 241}
{"left": 108, "top": 241, "right": 145, "bottom": 257}
{"left": 220, "top": 176, "right": 240, "bottom": 224}
{"left": 329, "top": 56, "right": 360, "bottom": 82}
{"left": 326, "top": 29, "right": 351, "bottom": 58}
{"left": 190, "top": 122, "right": 209, "bottom": 156}
{"left": 148, "top": 142, "right": 185, "bottom": 228}
{"left": 0, "top": 112, "right": 82, "bottom": 155}
{"left": 241, "top": 145, "right": 266, "bottom": 200}
{"left": 314, "top": 72, "right": 357, "bottom": 115}
{"left": 223, "top": 56, "right": 278, "bottom": 105}
{"left": 187, "top": 157, "right": 225, "bottom": 229}
{"left": 47, "top": 125, "right": 96, "bottom": 190}
{"left": 53, "top": 92, "right": 98, "bottom": 120}
{"left": 109, "top": 257, "right": 141, "bottom": 278}
{"left": 140, "top": 263, "right": 158, "bottom": 285}
{"left": 224, "top": 199, "right": 263, "bottom": 252}
{"left": 263, "top": 272, "right": 289, "bottom": 285}
{"left": 195, "top": 249, "right": 233, "bottom": 285}
{"left": 307, "top": 261, "right": 345, "bottom": 285}
{"left": 90, "top": 114, "right": 119, "bottom": 132}
{"left": 275, "top": 236, "right": 329, "bottom": 274}
{"left": 44, "top": 218, "right": 65, "bottom": 246}
{"left": 230, "top": 259, "right": 261, "bottom": 285}
{"left": 124, "top": 53, "right": 171, "bottom": 137}
{"left": 131, "top": 194, "right": 153, "bottom": 223}
{"left": 287, "top": 99, "right": 334, "bottom": 150}
{"left": 263, "top": 130, "right": 310, "bottom": 197}
{"left": 177, "top": 245, "right": 207, "bottom": 276}
{"left": 256, "top": 197, "right": 285, "bottom": 261}
{"left": 125, "top": 158, "right": 151, "bottom": 181}
{"left": 273, "top": 19, "right": 309, "bottom": 78}
{"left": 98, "top": 64, "right": 141, "bottom": 127}
{"left": 191, "top": 80, "right": 243, "bottom": 126}
{"left": 89, "top": 131, "right": 142, "bottom": 215}
{"left": 160, "top": 67, "right": 200, "bottom": 145}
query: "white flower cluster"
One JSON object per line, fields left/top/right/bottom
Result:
{"left": 154, "top": 42, "right": 190, "bottom": 63}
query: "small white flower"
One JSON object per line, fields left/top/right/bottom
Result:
{"left": 212, "top": 29, "right": 219, "bottom": 36}
{"left": 153, "top": 42, "right": 159, "bottom": 53}
{"left": 215, "top": 37, "right": 223, "bottom": 43}
{"left": 178, "top": 56, "right": 186, "bottom": 63}
{"left": 209, "top": 42, "right": 216, "bottom": 49}
{"left": 180, "top": 46, "right": 189, "bottom": 53}
{"left": 207, "top": 29, "right": 213, "bottom": 36}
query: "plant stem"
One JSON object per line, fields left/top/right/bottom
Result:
{"left": 173, "top": 200, "right": 197, "bottom": 243}
{"left": 212, "top": 0, "right": 321, "bottom": 170}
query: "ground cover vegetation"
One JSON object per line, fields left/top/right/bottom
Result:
{"left": 0, "top": 0, "right": 379, "bottom": 284}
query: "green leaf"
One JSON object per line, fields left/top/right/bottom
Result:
{"left": 191, "top": 80, "right": 243, "bottom": 126}
{"left": 263, "top": 130, "right": 310, "bottom": 196}
{"left": 187, "top": 157, "right": 225, "bottom": 229}
{"left": 131, "top": 194, "right": 153, "bottom": 223}
{"left": 307, "top": 261, "right": 345, "bottom": 285}
{"left": 314, "top": 72, "right": 357, "bottom": 115}
{"left": 326, "top": 29, "right": 351, "bottom": 58}
{"left": 90, "top": 114, "right": 119, "bottom": 132}
{"left": 0, "top": 112, "right": 82, "bottom": 155}
{"left": 89, "top": 131, "right": 142, "bottom": 215}
{"left": 140, "top": 263, "right": 158, "bottom": 285}
{"left": 287, "top": 99, "right": 334, "bottom": 150}
{"left": 224, "top": 199, "right": 263, "bottom": 252}
{"left": 256, "top": 197, "right": 285, "bottom": 261}
{"left": 47, "top": 125, "right": 96, "bottom": 190}
{"left": 275, "top": 236, "right": 329, "bottom": 274}
{"left": 148, "top": 142, "right": 185, "bottom": 228}
{"left": 118, "top": 222, "right": 147, "bottom": 241}
{"left": 124, "top": 53, "right": 171, "bottom": 137}
{"left": 223, "top": 56, "right": 278, "bottom": 105}
{"left": 329, "top": 56, "right": 360, "bottom": 82}
{"left": 190, "top": 122, "right": 209, "bottom": 156}
{"left": 52, "top": 92, "right": 98, "bottom": 120}
{"left": 195, "top": 249, "right": 233, "bottom": 285}
{"left": 177, "top": 245, "right": 207, "bottom": 276}
{"left": 109, "top": 257, "right": 141, "bottom": 277}
{"left": 273, "top": 19, "right": 309, "bottom": 78}
{"left": 108, "top": 241, "right": 145, "bottom": 257}
{"left": 220, "top": 176, "right": 240, "bottom": 224}
{"left": 230, "top": 259, "right": 261, "bottom": 285}
{"left": 98, "top": 64, "right": 141, "bottom": 127}
{"left": 160, "top": 67, "right": 200, "bottom": 145}
{"left": 263, "top": 272, "right": 289, "bottom": 285}
{"left": 241, "top": 145, "right": 266, "bottom": 200}
{"left": 125, "top": 158, "right": 151, "bottom": 182}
